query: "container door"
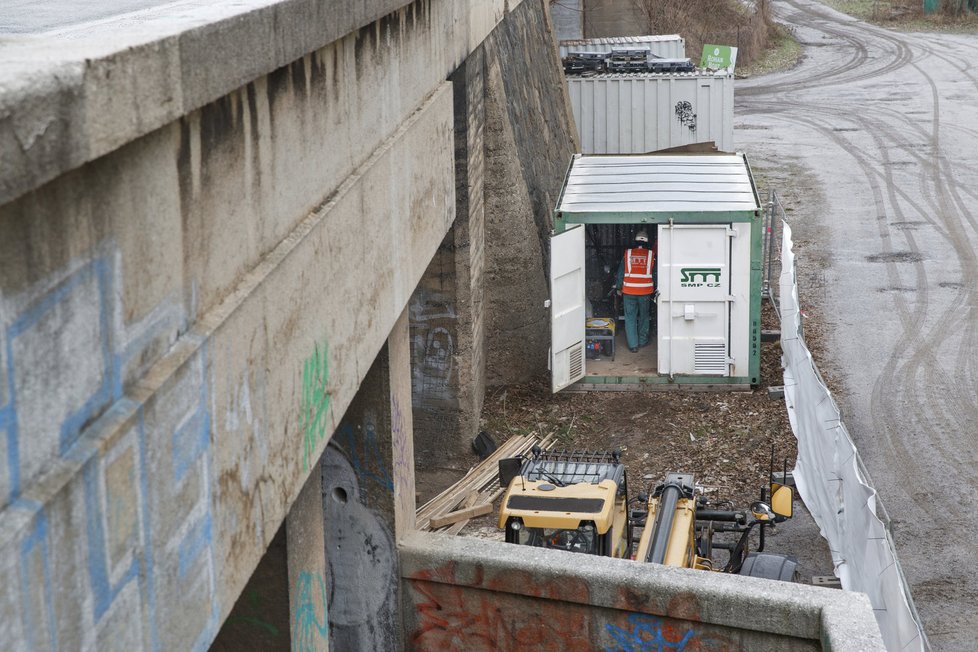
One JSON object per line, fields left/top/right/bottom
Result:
{"left": 657, "top": 224, "right": 732, "bottom": 376}
{"left": 551, "top": 225, "right": 587, "bottom": 392}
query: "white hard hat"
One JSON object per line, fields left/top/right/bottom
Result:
{"left": 635, "top": 230, "right": 649, "bottom": 243}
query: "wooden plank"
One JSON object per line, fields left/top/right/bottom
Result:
{"left": 429, "top": 503, "right": 493, "bottom": 529}
{"left": 416, "top": 435, "right": 526, "bottom": 521}
{"left": 416, "top": 438, "right": 527, "bottom": 530}
{"left": 442, "top": 493, "right": 488, "bottom": 535}
{"left": 416, "top": 434, "right": 558, "bottom": 531}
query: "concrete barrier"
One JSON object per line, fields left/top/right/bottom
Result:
{"left": 400, "top": 532, "right": 885, "bottom": 651}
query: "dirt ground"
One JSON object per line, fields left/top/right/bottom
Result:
{"left": 477, "top": 302, "right": 794, "bottom": 509}
{"left": 416, "top": 296, "right": 838, "bottom": 582}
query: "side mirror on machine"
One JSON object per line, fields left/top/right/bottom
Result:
{"left": 749, "top": 485, "right": 794, "bottom": 523}
{"left": 750, "top": 501, "right": 776, "bottom": 522}
{"left": 498, "top": 457, "right": 523, "bottom": 489}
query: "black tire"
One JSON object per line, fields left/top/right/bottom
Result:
{"left": 738, "top": 552, "right": 800, "bottom": 582}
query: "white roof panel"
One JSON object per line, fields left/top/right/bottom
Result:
{"left": 557, "top": 154, "right": 760, "bottom": 214}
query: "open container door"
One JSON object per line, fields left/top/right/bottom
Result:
{"left": 550, "top": 225, "right": 586, "bottom": 392}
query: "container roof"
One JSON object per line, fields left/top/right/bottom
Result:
{"left": 557, "top": 153, "right": 759, "bottom": 215}
{"left": 559, "top": 35, "right": 683, "bottom": 45}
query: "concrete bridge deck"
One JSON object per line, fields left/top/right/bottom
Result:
{"left": 0, "top": 1, "right": 882, "bottom": 649}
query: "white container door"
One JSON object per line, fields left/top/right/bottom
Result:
{"left": 657, "top": 224, "right": 732, "bottom": 376}
{"left": 550, "top": 225, "right": 587, "bottom": 392}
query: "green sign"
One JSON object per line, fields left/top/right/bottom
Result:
{"left": 680, "top": 267, "right": 722, "bottom": 287}
{"left": 701, "top": 44, "right": 737, "bottom": 71}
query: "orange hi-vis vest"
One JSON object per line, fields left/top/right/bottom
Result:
{"left": 623, "top": 247, "right": 654, "bottom": 295}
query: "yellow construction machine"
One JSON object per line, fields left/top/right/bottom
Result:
{"left": 497, "top": 448, "right": 798, "bottom": 581}
{"left": 497, "top": 449, "right": 632, "bottom": 557}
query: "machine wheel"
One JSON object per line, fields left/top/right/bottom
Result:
{"left": 738, "top": 552, "right": 799, "bottom": 582}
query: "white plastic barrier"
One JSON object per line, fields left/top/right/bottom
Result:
{"left": 779, "top": 221, "right": 928, "bottom": 652}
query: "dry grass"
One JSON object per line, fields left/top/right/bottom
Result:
{"left": 740, "top": 21, "right": 803, "bottom": 78}
{"left": 634, "top": 0, "right": 775, "bottom": 69}
{"left": 823, "top": 0, "right": 978, "bottom": 31}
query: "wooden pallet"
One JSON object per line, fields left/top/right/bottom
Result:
{"left": 416, "top": 433, "right": 555, "bottom": 534}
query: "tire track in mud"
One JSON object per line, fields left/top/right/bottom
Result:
{"left": 740, "top": 0, "right": 913, "bottom": 96}
{"left": 742, "top": 0, "right": 978, "bottom": 500}
{"left": 739, "top": 2, "right": 978, "bottom": 644}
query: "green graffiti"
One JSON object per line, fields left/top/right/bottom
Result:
{"left": 225, "top": 590, "right": 282, "bottom": 637}
{"left": 301, "top": 340, "right": 331, "bottom": 471}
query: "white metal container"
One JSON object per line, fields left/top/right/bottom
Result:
{"left": 550, "top": 153, "right": 762, "bottom": 391}
{"left": 559, "top": 35, "right": 686, "bottom": 60}
{"left": 566, "top": 72, "right": 735, "bottom": 154}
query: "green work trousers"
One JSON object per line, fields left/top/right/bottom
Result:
{"left": 623, "top": 293, "right": 651, "bottom": 349}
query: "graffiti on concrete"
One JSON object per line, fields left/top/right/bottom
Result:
{"left": 300, "top": 340, "right": 330, "bottom": 471}
{"left": 225, "top": 589, "right": 284, "bottom": 637}
{"left": 674, "top": 101, "right": 696, "bottom": 133}
{"left": 1, "top": 255, "right": 115, "bottom": 510}
{"left": 409, "top": 290, "right": 456, "bottom": 407}
{"left": 410, "top": 563, "right": 591, "bottom": 649}
{"left": 604, "top": 613, "right": 694, "bottom": 652}
{"left": 292, "top": 570, "right": 329, "bottom": 652}
{"left": 221, "top": 354, "right": 271, "bottom": 548}
{"left": 0, "top": 249, "right": 219, "bottom": 650}
{"left": 322, "top": 445, "right": 398, "bottom": 649}
{"left": 335, "top": 412, "right": 394, "bottom": 494}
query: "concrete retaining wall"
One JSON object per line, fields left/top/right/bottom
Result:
{"left": 483, "top": 0, "right": 579, "bottom": 385}
{"left": 400, "top": 533, "right": 885, "bottom": 651}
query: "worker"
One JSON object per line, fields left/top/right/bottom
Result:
{"left": 614, "top": 230, "right": 654, "bottom": 353}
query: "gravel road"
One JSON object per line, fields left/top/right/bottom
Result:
{"left": 738, "top": 3, "right": 978, "bottom": 649}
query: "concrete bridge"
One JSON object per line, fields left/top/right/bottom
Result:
{"left": 0, "top": 1, "right": 881, "bottom": 649}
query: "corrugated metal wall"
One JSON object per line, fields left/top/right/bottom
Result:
{"left": 567, "top": 73, "right": 735, "bottom": 154}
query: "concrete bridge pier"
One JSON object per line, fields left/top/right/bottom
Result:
{"left": 321, "top": 308, "right": 414, "bottom": 651}
{"left": 285, "top": 468, "right": 329, "bottom": 651}
{"left": 410, "top": 50, "right": 487, "bottom": 469}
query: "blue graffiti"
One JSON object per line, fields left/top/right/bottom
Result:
{"left": 292, "top": 571, "right": 329, "bottom": 652}
{"left": 337, "top": 421, "right": 394, "bottom": 493}
{"left": 17, "top": 505, "right": 57, "bottom": 652}
{"left": 2, "top": 257, "right": 114, "bottom": 507}
{"left": 605, "top": 613, "right": 695, "bottom": 652}
{"left": 3, "top": 249, "right": 214, "bottom": 650}
{"left": 83, "top": 458, "right": 139, "bottom": 621}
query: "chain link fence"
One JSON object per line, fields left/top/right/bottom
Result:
{"left": 761, "top": 188, "right": 786, "bottom": 316}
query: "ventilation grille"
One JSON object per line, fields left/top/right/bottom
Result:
{"left": 569, "top": 342, "right": 584, "bottom": 379}
{"left": 694, "top": 343, "right": 727, "bottom": 374}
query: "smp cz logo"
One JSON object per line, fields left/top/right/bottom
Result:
{"left": 680, "top": 267, "right": 722, "bottom": 288}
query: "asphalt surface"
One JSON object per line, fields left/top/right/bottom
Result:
{"left": 0, "top": 0, "right": 178, "bottom": 34}
{"left": 738, "top": 3, "right": 978, "bottom": 649}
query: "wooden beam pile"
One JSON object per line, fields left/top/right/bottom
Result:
{"left": 416, "top": 433, "right": 555, "bottom": 535}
